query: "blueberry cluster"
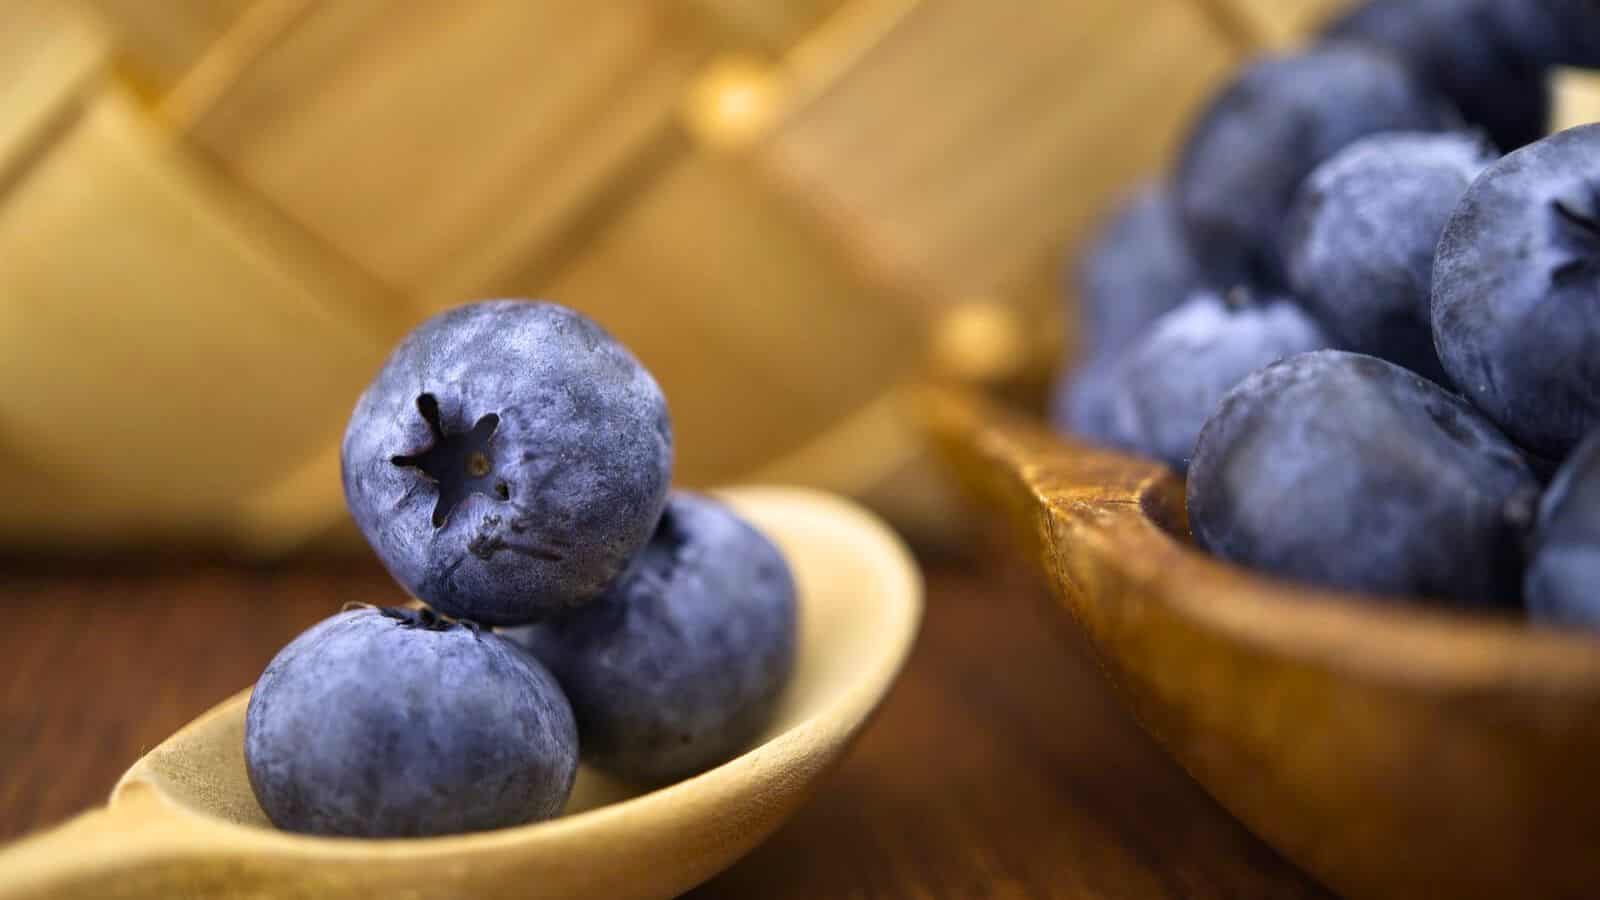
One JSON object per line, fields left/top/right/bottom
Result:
{"left": 246, "top": 300, "right": 797, "bottom": 838}
{"left": 1057, "top": 0, "right": 1600, "bottom": 624}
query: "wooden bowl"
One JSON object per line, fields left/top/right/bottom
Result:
{"left": 0, "top": 486, "right": 922, "bottom": 900}
{"left": 922, "top": 386, "right": 1600, "bottom": 900}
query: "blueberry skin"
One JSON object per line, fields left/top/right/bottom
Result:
{"left": 1062, "top": 291, "right": 1331, "bottom": 474}
{"left": 1521, "top": 0, "right": 1600, "bottom": 68}
{"left": 1285, "top": 131, "right": 1496, "bottom": 383}
{"left": 1051, "top": 353, "right": 1120, "bottom": 448}
{"left": 1188, "top": 350, "right": 1537, "bottom": 608}
{"left": 1075, "top": 183, "right": 1203, "bottom": 356}
{"left": 506, "top": 492, "right": 797, "bottom": 784}
{"left": 245, "top": 607, "right": 579, "bottom": 837}
{"left": 1324, "top": 0, "right": 1552, "bottom": 151}
{"left": 342, "top": 300, "right": 673, "bottom": 626}
{"left": 1526, "top": 429, "right": 1600, "bottom": 627}
{"left": 1175, "top": 44, "right": 1454, "bottom": 289}
{"left": 1433, "top": 124, "right": 1600, "bottom": 461}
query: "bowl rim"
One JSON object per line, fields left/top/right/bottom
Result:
{"left": 928, "top": 385, "right": 1600, "bottom": 693}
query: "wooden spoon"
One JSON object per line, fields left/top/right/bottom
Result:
{"left": 923, "top": 386, "right": 1600, "bottom": 900}
{"left": 0, "top": 487, "right": 922, "bottom": 900}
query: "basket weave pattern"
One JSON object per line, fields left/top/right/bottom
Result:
{"left": 0, "top": 0, "right": 1327, "bottom": 553}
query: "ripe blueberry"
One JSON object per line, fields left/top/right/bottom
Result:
{"left": 1433, "top": 123, "right": 1600, "bottom": 460}
{"left": 1188, "top": 350, "right": 1537, "bottom": 608}
{"left": 1324, "top": 0, "right": 1553, "bottom": 150}
{"left": 1520, "top": 0, "right": 1600, "bottom": 68}
{"left": 1527, "top": 429, "right": 1600, "bottom": 628}
{"left": 507, "top": 492, "right": 796, "bottom": 784}
{"left": 1285, "top": 131, "right": 1496, "bottom": 383}
{"left": 1052, "top": 354, "right": 1120, "bottom": 450}
{"left": 245, "top": 606, "right": 579, "bottom": 837}
{"left": 1059, "top": 290, "right": 1330, "bottom": 473}
{"left": 1074, "top": 182, "right": 1203, "bottom": 357}
{"left": 341, "top": 300, "right": 673, "bottom": 626}
{"left": 1175, "top": 44, "right": 1453, "bottom": 289}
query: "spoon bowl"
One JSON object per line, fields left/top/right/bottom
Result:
{"left": 924, "top": 386, "right": 1600, "bottom": 900}
{"left": 0, "top": 486, "right": 922, "bottom": 900}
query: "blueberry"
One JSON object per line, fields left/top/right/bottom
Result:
{"left": 1527, "top": 429, "right": 1600, "bottom": 627}
{"left": 245, "top": 606, "right": 578, "bottom": 837}
{"left": 1520, "top": 0, "right": 1600, "bottom": 68}
{"left": 1175, "top": 44, "right": 1454, "bottom": 289}
{"left": 1285, "top": 131, "right": 1496, "bottom": 382}
{"left": 506, "top": 492, "right": 796, "bottom": 784}
{"left": 1058, "top": 291, "right": 1330, "bottom": 473}
{"left": 1188, "top": 350, "right": 1537, "bottom": 607}
{"left": 1074, "top": 183, "right": 1203, "bottom": 356}
{"left": 1051, "top": 354, "right": 1120, "bottom": 448}
{"left": 1324, "top": 0, "right": 1553, "bottom": 150}
{"left": 341, "top": 300, "right": 673, "bottom": 626}
{"left": 1433, "top": 123, "right": 1600, "bottom": 460}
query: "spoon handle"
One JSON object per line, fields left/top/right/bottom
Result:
{"left": 0, "top": 783, "right": 205, "bottom": 899}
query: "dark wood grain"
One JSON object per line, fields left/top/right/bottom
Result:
{"left": 0, "top": 555, "right": 1327, "bottom": 899}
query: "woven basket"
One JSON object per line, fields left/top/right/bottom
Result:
{"left": 0, "top": 0, "right": 1338, "bottom": 555}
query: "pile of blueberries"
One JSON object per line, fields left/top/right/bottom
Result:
{"left": 1056, "top": 0, "right": 1600, "bottom": 625}
{"left": 244, "top": 300, "right": 798, "bottom": 838}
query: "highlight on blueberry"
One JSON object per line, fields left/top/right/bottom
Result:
{"left": 507, "top": 491, "right": 797, "bottom": 784}
{"left": 245, "top": 605, "right": 579, "bottom": 838}
{"left": 341, "top": 300, "right": 673, "bottom": 626}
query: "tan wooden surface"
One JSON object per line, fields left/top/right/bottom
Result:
{"left": 0, "top": 1, "right": 1339, "bottom": 554}
{"left": 757, "top": 0, "right": 1239, "bottom": 320}
{"left": 1216, "top": 0, "right": 1345, "bottom": 47}
{"left": 0, "top": 555, "right": 1329, "bottom": 898}
{"left": 925, "top": 386, "right": 1600, "bottom": 900}
{"left": 0, "top": 488, "right": 924, "bottom": 900}
{"left": 0, "top": 0, "right": 107, "bottom": 187}
{"left": 74, "top": 0, "right": 253, "bottom": 91}
{"left": 0, "top": 86, "right": 388, "bottom": 542}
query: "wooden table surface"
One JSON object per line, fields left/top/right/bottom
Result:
{"left": 0, "top": 553, "right": 1331, "bottom": 899}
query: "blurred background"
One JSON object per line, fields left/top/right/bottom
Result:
{"left": 4, "top": 0, "right": 1596, "bottom": 560}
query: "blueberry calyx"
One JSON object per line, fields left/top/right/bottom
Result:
{"left": 390, "top": 393, "right": 512, "bottom": 529}
{"left": 1551, "top": 193, "right": 1600, "bottom": 287}
{"left": 379, "top": 605, "right": 481, "bottom": 636}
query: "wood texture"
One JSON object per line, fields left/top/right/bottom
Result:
{"left": 529, "top": 153, "right": 922, "bottom": 486}
{"left": 1554, "top": 67, "right": 1600, "bottom": 132}
{"left": 0, "top": 0, "right": 107, "bottom": 187}
{"left": 924, "top": 386, "right": 1600, "bottom": 900}
{"left": 0, "top": 553, "right": 1327, "bottom": 898}
{"left": 1216, "top": 0, "right": 1346, "bottom": 47}
{"left": 71, "top": 0, "right": 255, "bottom": 91}
{"left": 677, "top": 0, "right": 847, "bottom": 52}
{"left": 0, "top": 87, "right": 389, "bottom": 534}
{"left": 756, "top": 0, "right": 1238, "bottom": 309}
{"left": 0, "top": 488, "right": 922, "bottom": 900}
{"left": 184, "top": 1, "right": 705, "bottom": 301}
{"left": 0, "top": 1, "right": 1340, "bottom": 556}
